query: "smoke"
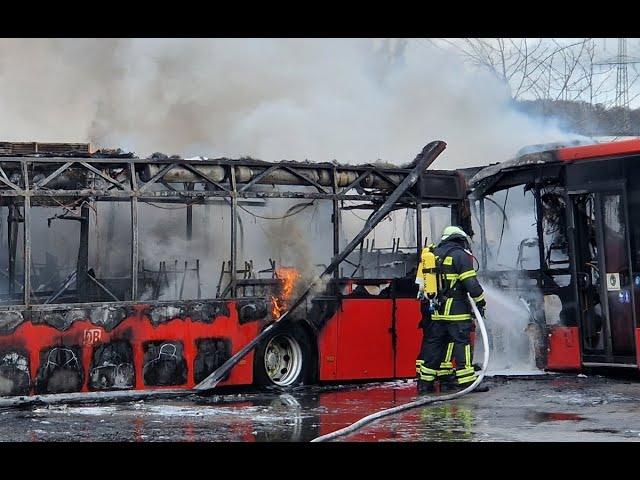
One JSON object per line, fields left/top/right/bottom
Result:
{"left": 265, "top": 217, "right": 315, "bottom": 278}
{"left": 0, "top": 38, "right": 586, "bottom": 167}
{"left": 476, "top": 284, "right": 540, "bottom": 374}
{"left": 472, "top": 186, "right": 540, "bottom": 271}
{"left": 135, "top": 202, "right": 233, "bottom": 300}
{"left": 0, "top": 38, "right": 588, "bottom": 307}
{"left": 469, "top": 188, "right": 546, "bottom": 374}
{"left": 248, "top": 200, "right": 333, "bottom": 298}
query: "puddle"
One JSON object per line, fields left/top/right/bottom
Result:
{"left": 34, "top": 406, "right": 118, "bottom": 416}
{"left": 2, "top": 376, "right": 636, "bottom": 441}
{"left": 486, "top": 370, "right": 548, "bottom": 377}
{"left": 542, "top": 391, "right": 636, "bottom": 406}
{"left": 579, "top": 428, "right": 620, "bottom": 434}
{"left": 526, "top": 411, "right": 585, "bottom": 423}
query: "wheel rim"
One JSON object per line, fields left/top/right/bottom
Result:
{"left": 263, "top": 334, "right": 303, "bottom": 386}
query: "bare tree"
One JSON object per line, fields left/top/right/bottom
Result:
{"left": 426, "top": 38, "right": 617, "bottom": 104}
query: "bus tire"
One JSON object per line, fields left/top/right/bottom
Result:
{"left": 253, "top": 323, "right": 316, "bottom": 389}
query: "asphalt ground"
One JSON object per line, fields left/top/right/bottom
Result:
{"left": 1, "top": 373, "right": 640, "bottom": 442}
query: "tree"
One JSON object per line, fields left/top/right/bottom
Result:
{"left": 425, "top": 38, "right": 626, "bottom": 107}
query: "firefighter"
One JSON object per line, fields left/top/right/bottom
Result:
{"left": 415, "top": 226, "right": 486, "bottom": 394}
{"left": 415, "top": 242, "right": 455, "bottom": 394}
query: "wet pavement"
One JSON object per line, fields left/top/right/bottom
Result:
{"left": 1, "top": 374, "right": 640, "bottom": 441}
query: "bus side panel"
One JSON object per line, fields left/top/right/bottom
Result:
{"left": 394, "top": 299, "right": 422, "bottom": 378}
{"left": 131, "top": 308, "right": 258, "bottom": 389}
{"left": 546, "top": 326, "right": 581, "bottom": 371}
{"left": 0, "top": 300, "right": 258, "bottom": 396}
{"left": 335, "top": 299, "right": 394, "bottom": 380}
{"left": 317, "top": 310, "right": 339, "bottom": 381}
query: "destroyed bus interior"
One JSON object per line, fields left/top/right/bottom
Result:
{"left": 466, "top": 138, "right": 640, "bottom": 374}
{"left": 0, "top": 140, "right": 469, "bottom": 397}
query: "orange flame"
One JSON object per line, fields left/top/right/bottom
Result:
{"left": 271, "top": 267, "right": 300, "bottom": 318}
{"left": 271, "top": 296, "right": 283, "bottom": 319}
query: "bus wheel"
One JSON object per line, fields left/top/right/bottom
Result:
{"left": 254, "top": 325, "right": 315, "bottom": 389}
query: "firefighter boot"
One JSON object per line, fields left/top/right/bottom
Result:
{"left": 438, "top": 374, "right": 458, "bottom": 392}
{"left": 417, "top": 380, "right": 435, "bottom": 394}
{"left": 471, "top": 384, "right": 490, "bottom": 393}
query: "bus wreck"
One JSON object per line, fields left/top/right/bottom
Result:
{"left": 0, "top": 140, "right": 469, "bottom": 398}
{"left": 468, "top": 138, "right": 640, "bottom": 373}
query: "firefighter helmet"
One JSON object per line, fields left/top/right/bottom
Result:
{"left": 440, "top": 226, "right": 470, "bottom": 242}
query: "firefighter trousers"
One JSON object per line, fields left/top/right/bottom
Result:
{"left": 416, "top": 318, "right": 454, "bottom": 382}
{"left": 420, "top": 320, "right": 477, "bottom": 386}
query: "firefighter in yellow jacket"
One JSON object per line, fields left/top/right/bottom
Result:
{"left": 415, "top": 226, "right": 486, "bottom": 394}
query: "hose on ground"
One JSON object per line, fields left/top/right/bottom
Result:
{"left": 310, "top": 293, "right": 490, "bottom": 442}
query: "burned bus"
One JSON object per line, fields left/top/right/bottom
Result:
{"left": 467, "top": 138, "right": 640, "bottom": 373}
{"left": 0, "top": 141, "right": 469, "bottom": 397}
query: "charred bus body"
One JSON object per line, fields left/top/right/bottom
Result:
{"left": 467, "top": 139, "right": 640, "bottom": 372}
{"left": 0, "top": 141, "right": 468, "bottom": 397}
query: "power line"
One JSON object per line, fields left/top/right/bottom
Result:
{"left": 594, "top": 38, "right": 640, "bottom": 134}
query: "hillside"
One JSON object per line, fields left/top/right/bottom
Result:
{"left": 515, "top": 99, "right": 640, "bottom": 137}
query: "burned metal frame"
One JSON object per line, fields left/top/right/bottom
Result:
{"left": 471, "top": 187, "right": 555, "bottom": 292}
{"left": 0, "top": 152, "right": 466, "bottom": 311}
{"left": 469, "top": 161, "right": 570, "bottom": 293}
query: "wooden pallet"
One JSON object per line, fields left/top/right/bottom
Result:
{"left": 0, "top": 141, "right": 90, "bottom": 155}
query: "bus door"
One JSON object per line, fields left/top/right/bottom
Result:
{"left": 569, "top": 188, "right": 637, "bottom": 367}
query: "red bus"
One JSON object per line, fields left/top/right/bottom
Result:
{"left": 467, "top": 138, "right": 640, "bottom": 373}
{"left": 0, "top": 141, "right": 469, "bottom": 397}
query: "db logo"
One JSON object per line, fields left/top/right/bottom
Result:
{"left": 83, "top": 329, "right": 102, "bottom": 346}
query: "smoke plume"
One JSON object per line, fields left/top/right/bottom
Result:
{"left": 0, "top": 38, "right": 585, "bottom": 167}
{"left": 0, "top": 38, "right": 588, "bottom": 308}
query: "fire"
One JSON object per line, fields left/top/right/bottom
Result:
{"left": 271, "top": 267, "right": 300, "bottom": 318}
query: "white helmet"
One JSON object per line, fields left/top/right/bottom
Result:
{"left": 440, "top": 225, "right": 470, "bottom": 242}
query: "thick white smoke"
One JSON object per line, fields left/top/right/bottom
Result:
{"left": 0, "top": 38, "right": 584, "bottom": 167}
{"left": 477, "top": 284, "right": 540, "bottom": 375}
{"left": 0, "top": 38, "right": 586, "bottom": 314}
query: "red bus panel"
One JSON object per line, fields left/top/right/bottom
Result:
{"left": 546, "top": 326, "right": 581, "bottom": 371}
{"left": 0, "top": 300, "right": 257, "bottom": 395}
{"left": 394, "top": 299, "right": 422, "bottom": 378}
{"left": 335, "top": 299, "right": 393, "bottom": 380}
{"left": 317, "top": 310, "right": 339, "bottom": 381}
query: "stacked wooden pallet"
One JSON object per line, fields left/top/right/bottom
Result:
{"left": 0, "top": 142, "right": 90, "bottom": 155}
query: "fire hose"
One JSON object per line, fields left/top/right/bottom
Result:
{"left": 310, "top": 293, "right": 490, "bottom": 442}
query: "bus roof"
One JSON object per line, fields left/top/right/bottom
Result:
{"left": 556, "top": 138, "right": 640, "bottom": 162}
